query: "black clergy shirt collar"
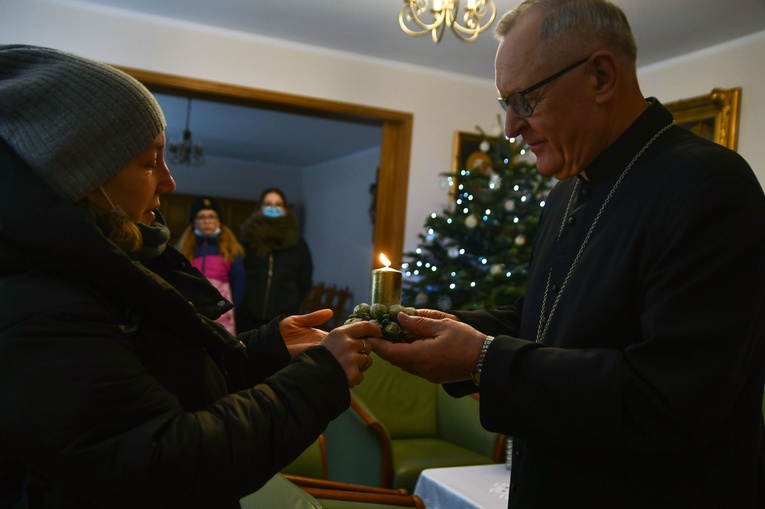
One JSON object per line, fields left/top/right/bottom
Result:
{"left": 577, "top": 98, "right": 675, "bottom": 185}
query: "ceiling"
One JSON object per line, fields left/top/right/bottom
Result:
{"left": 152, "top": 92, "right": 384, "bottom": 167}
{"left": 71, "top": 0, "right": 765, "bottom": 166}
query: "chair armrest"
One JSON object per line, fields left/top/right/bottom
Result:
{"left": 324, "top": 397, "right": 393, "bottom": 488}
{"left": 284, "top": 474, "right": 425, "bottom": 508}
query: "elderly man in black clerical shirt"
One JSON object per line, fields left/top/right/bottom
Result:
{"left": 369, "top": 1, "right": 765, "bottom": 507}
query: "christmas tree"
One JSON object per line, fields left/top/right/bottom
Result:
{"left": 401, "top": 124, "right": 553, "bottom": 311}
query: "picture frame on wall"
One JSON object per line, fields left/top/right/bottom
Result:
{"left": 450, "top": 130, "right": 501, "bottom": 202}
{"left": 665, "top": 87, "right": 741, "bottom": 151}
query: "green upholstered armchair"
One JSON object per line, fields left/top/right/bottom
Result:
{"left": 240, "top": 474, "right": 321, "bottom": 509}
{"left": 282, "top": 435, "right": 329, "bottom": 479}
{"left": 322, "top": 355, "right": 506, "bottom": 494}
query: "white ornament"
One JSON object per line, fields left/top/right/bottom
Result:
{"left": 517, "top": 147, "right": 537, "bottom": 164}
{"left": 479, "top": 140, "right": 490, "bottom": 152}
{"left": 515, "top": 235, "right": 526, "bottom": 246}
{"left": 465, "top": 214, "right": 478, "bottom": 228}
{"left": 490, "top": 172, "right": 502, "bottom": 189}
{"left": 490, "top": 263, "right": 505, "bottom": 276}
{"left": 505, "top": 200, "right": 516, "bottom": 212}
{"left": 447, "top": 247, "right": 460, "bottom": 258}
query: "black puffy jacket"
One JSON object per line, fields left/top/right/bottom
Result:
{"left": 0, "top": 142, "right": 348, "bottom": 509}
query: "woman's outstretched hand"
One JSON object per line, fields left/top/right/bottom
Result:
{"left": 279, "top": 309, "right": 333, "bottom": 357}
{"left": 279, "top": 310, "right": 382, "bottom": 387}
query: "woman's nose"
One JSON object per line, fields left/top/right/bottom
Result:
{"left": 157, "top": 163, "right": 176, "bottom": 194}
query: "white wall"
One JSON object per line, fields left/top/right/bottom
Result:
{"left": 170, "top": 156, "right": 304, "bottom": 205}
{"left": 302, "top": 147, "right": 381, "bottom": 315}
{"left": 3, "top": 0, "right": 765, "bottom": 261}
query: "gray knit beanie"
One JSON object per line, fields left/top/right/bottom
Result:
{"left": 0, "top": 45, "right": 166, "bottom": 202}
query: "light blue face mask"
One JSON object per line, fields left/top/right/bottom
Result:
{"left": 262, "top": 206, "right": 285, "bottom": 218}
{"left": 194, "top": 227, "right": 221, "bottom": 238}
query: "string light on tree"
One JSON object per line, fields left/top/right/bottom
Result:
{"left": 402, "top": 120, "right": 553, "bottom": 310}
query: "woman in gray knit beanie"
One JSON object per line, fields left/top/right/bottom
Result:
{"left": 0, "top": 45, "right": 379, "bottom": 509}
{"left": 0, "top": 44, "right": 166, "bottom": 204}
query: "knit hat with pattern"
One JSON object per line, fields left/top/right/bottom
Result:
{"left": 189, "top": 195, "right": 223, "bottom": 224}
{"left": 0, "top": 44, "right": 166, "bottom": 202}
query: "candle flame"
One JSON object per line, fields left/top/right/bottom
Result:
{"left": 379, "top": 253, "right": 391, "bottom": 268}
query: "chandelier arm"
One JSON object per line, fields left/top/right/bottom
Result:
{"left": 450, "top": 28, "right": 480, "bottom": 43}
{"left": 432, "top": 20, "right": 447, "bottom": 43}
{"left": 450, "top": 1, "right": 496, "bottom": 36}
{"left": 398, "top": 0, "right": 496, "bottom": 43}
{"left": 399, "top": 1, "right": 447, "bottom": 35}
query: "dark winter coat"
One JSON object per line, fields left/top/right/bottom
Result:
{"left": 238, "top": 214, "right": 313, "bottom": 331}
{"left": 447, "top": 100, "right": 765, "bottom": 508}
{"left": 0, "top": 141, "right": 349, "bottom": 509}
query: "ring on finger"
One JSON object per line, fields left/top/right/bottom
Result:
{"left": 362, "top": 354, "right": 370, "bottom": 370}
{"left": 360, "top": 339, "right": 368, "bottom": 354}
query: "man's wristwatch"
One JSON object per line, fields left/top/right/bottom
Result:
{"left": 470, "top": 336, "right": 494, "bottom": 386}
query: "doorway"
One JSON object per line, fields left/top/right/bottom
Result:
{"left": 119, "top": 66, "right": 413, "bottom": 309}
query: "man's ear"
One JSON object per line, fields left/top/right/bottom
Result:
{"left": 590, "top": 51, "right": 618, "bottom": 105}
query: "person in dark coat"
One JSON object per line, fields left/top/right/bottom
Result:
{"left": 369, "top": 1, "right": 765, "bottom": 508}
{"left": 237, "top": 188, "right": 313, "bottom": 332}
{"left": 0, "top": 45, "right": 378, "bottom": 509}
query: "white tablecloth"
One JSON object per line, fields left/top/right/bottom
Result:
{"left": 413, "top": 464, "right": 510, "bottom": 509}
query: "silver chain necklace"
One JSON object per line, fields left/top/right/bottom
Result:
{"left": 535, "top": 121, "right": 675, "bottom": 344}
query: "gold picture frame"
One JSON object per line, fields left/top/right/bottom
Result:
{"left": 665, "top": 87, "right": 741, "bottom": 151}
{"left": 451, "top": 131, "right": 500, "bottom": 174}
{"left": 450, "top": 130, "right": 501, "bottom": 202}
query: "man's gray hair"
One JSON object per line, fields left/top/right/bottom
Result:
{"left": 494, "top": 0, "right": 637, "bottom": 64}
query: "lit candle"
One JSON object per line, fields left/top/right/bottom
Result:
{"left": 370, "top": 253, "right": 402, "bottom": 308}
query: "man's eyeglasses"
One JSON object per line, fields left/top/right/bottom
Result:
{"left": 498, "top": 55, "right": 590, "bottom": 117}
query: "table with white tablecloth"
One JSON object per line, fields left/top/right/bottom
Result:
{"left": 413, "top": 464, "right": 511, "bottom": 509}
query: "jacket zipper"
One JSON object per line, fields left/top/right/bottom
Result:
{"left": 262, "top": 254, "right": 274, "bottom": 318}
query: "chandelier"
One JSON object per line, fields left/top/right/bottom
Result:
{"left": 168, "top": 97, "right": 205, "bottom": 166}
{"left": 399, "top": 0, "right": 497, "bottom": 44}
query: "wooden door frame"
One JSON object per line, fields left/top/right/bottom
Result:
{"left": 119, "top": 67, "right": 412, "bottom": 269}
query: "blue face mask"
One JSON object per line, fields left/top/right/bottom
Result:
{"left": 262, "top": 206, "right": 285, "bottom": 218}
{"left": 194, "top": 227, "right": 221, "bottom": 238}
